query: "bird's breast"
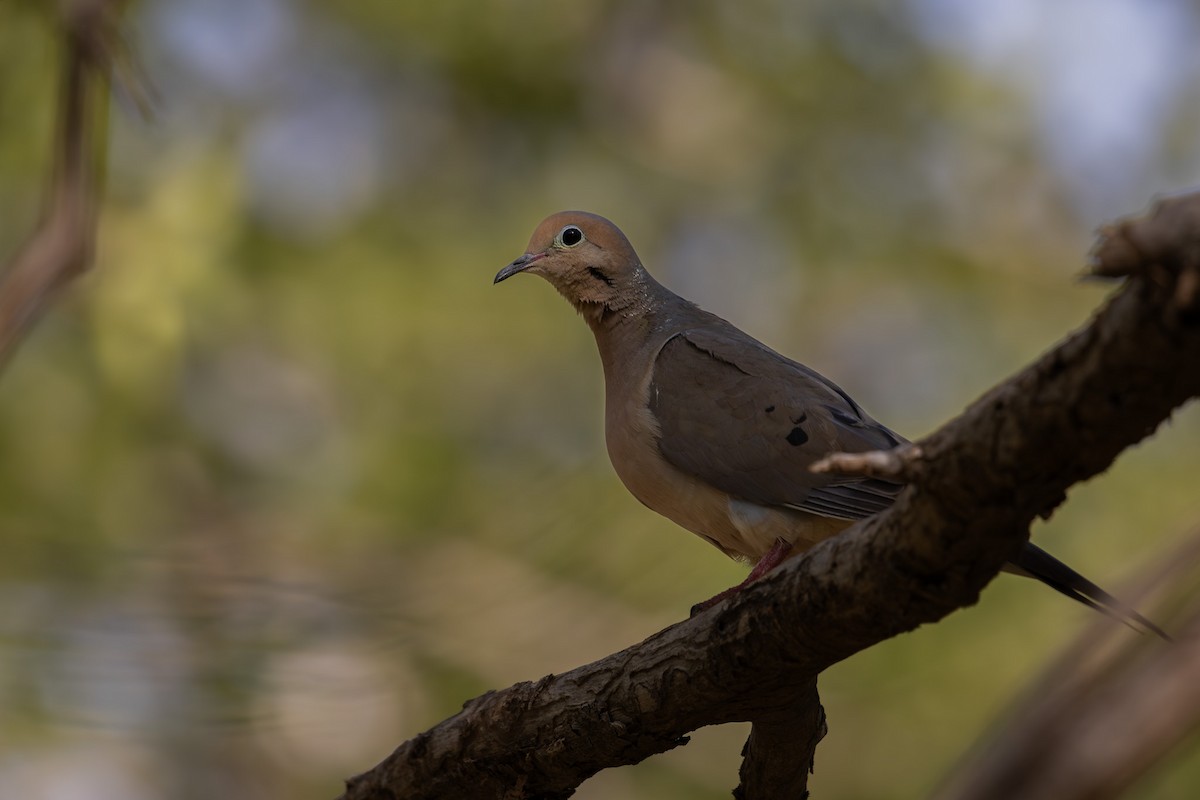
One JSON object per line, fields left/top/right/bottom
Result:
{"left": 605, "top": 394, "right": 746, "bottom": 557}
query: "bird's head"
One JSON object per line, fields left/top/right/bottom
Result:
{"left": 495, "top": 211, "right": 649, "bottom": 322}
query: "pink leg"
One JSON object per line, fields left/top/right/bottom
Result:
{"left": 690, "top": 537, "right": 794, "bottom": 616}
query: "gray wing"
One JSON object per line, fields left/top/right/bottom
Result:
{"left": 648, "top": 326, "right": 906, "bottom": 520}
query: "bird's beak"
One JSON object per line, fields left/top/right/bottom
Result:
{"left": 494, "top": 252, "right": 545, "bottom": 284}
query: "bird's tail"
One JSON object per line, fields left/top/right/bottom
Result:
{"left": 1011, "top": 543, "right": 1171, "bottom": 641}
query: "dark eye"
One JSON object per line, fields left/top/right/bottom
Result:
{"left": 557, "top": 225, "right": 584, "bottom": 247}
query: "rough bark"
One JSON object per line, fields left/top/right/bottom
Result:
{"left": 735, "top": 680, "right": 825, "bottom": 800}
{"left": 340, "top": 194, "right": 1200, "bottom": 800}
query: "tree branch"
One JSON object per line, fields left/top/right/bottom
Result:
{"left": 810, "top": 442, "right": 924, "bottom": 481}
{"left": 935, "top": 525, "right": 1200, "bottom": 800}
{"left": 735, "top": 680, "right": 825, "bottom": 800}
{"left": 340, "top": 192, "right": 1200, "bottom": 799}
{"left": 0, "top": 0, "right": 126, "bottom": 368}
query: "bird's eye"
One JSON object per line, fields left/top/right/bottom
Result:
{"left": 556, "top": 225, "right": 584, "bottom": 248}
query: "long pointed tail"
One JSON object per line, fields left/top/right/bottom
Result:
{"left": 1011, "top": 543, "right": 1171, "bottom": 641}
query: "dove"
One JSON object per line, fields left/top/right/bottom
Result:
{"left": 495, "top": 210, "right": 1165, "bottom": 635}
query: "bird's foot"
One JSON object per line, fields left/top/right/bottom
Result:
{"left": 690, "top": 585, "right": 741, "bottom": 617}
{"left": 690, "top": 538, "right": 794, "bottom": 617}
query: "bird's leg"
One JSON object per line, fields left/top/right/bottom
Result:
{"left": 690, "top": 537, "right": 794, "bottom": 616}
{"left": 744, "top": 537, "right": 795, "bottom": 582}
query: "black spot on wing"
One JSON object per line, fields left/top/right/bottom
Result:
{"left": 785, "top": 426, "right": 808, "bottom": 446}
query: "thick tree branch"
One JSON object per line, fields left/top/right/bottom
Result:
{"left": 341, "top": 193, "right": 1200, "bottom": 799}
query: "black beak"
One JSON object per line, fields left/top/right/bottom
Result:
{"left": 494, "top": 252, "right": 545, "bottom": 284}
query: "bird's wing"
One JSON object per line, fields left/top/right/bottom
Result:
{"left": 648, "top": 326, "right": 906, "bottom": 520}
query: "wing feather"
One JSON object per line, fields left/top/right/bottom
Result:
{"left": 649, "top": 326, "right": 906, "bottom": 520}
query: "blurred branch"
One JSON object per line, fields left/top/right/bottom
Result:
{"left": 0, "top": 0, "right": 127, "bottom": 367}
{"left": 936, "top": 524, "right": 1200, "bottom": 800}
{"left": 340, "top": 192, "right": 1200, "bottom": 800}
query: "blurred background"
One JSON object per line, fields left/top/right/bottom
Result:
{"left": 2, "top": 1, "right": 1199, "bottom": 798}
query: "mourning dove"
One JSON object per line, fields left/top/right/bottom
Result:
{"left": 495, "top": 210, "right": 1166, "bottom": 635}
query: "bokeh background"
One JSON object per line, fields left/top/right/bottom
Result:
{"left": 2, "top": 1, "right": 1200, "bottom": 798}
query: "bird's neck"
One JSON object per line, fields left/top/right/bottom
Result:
{"left": 587, "top": 304, "right": 654, "bottom": 377}
{"left": 584, "top": 275, "right": 690, "bottom": 386}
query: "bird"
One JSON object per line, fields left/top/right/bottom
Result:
{"left": 494, "top": 210, "right": 1166, "bottom": 636}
